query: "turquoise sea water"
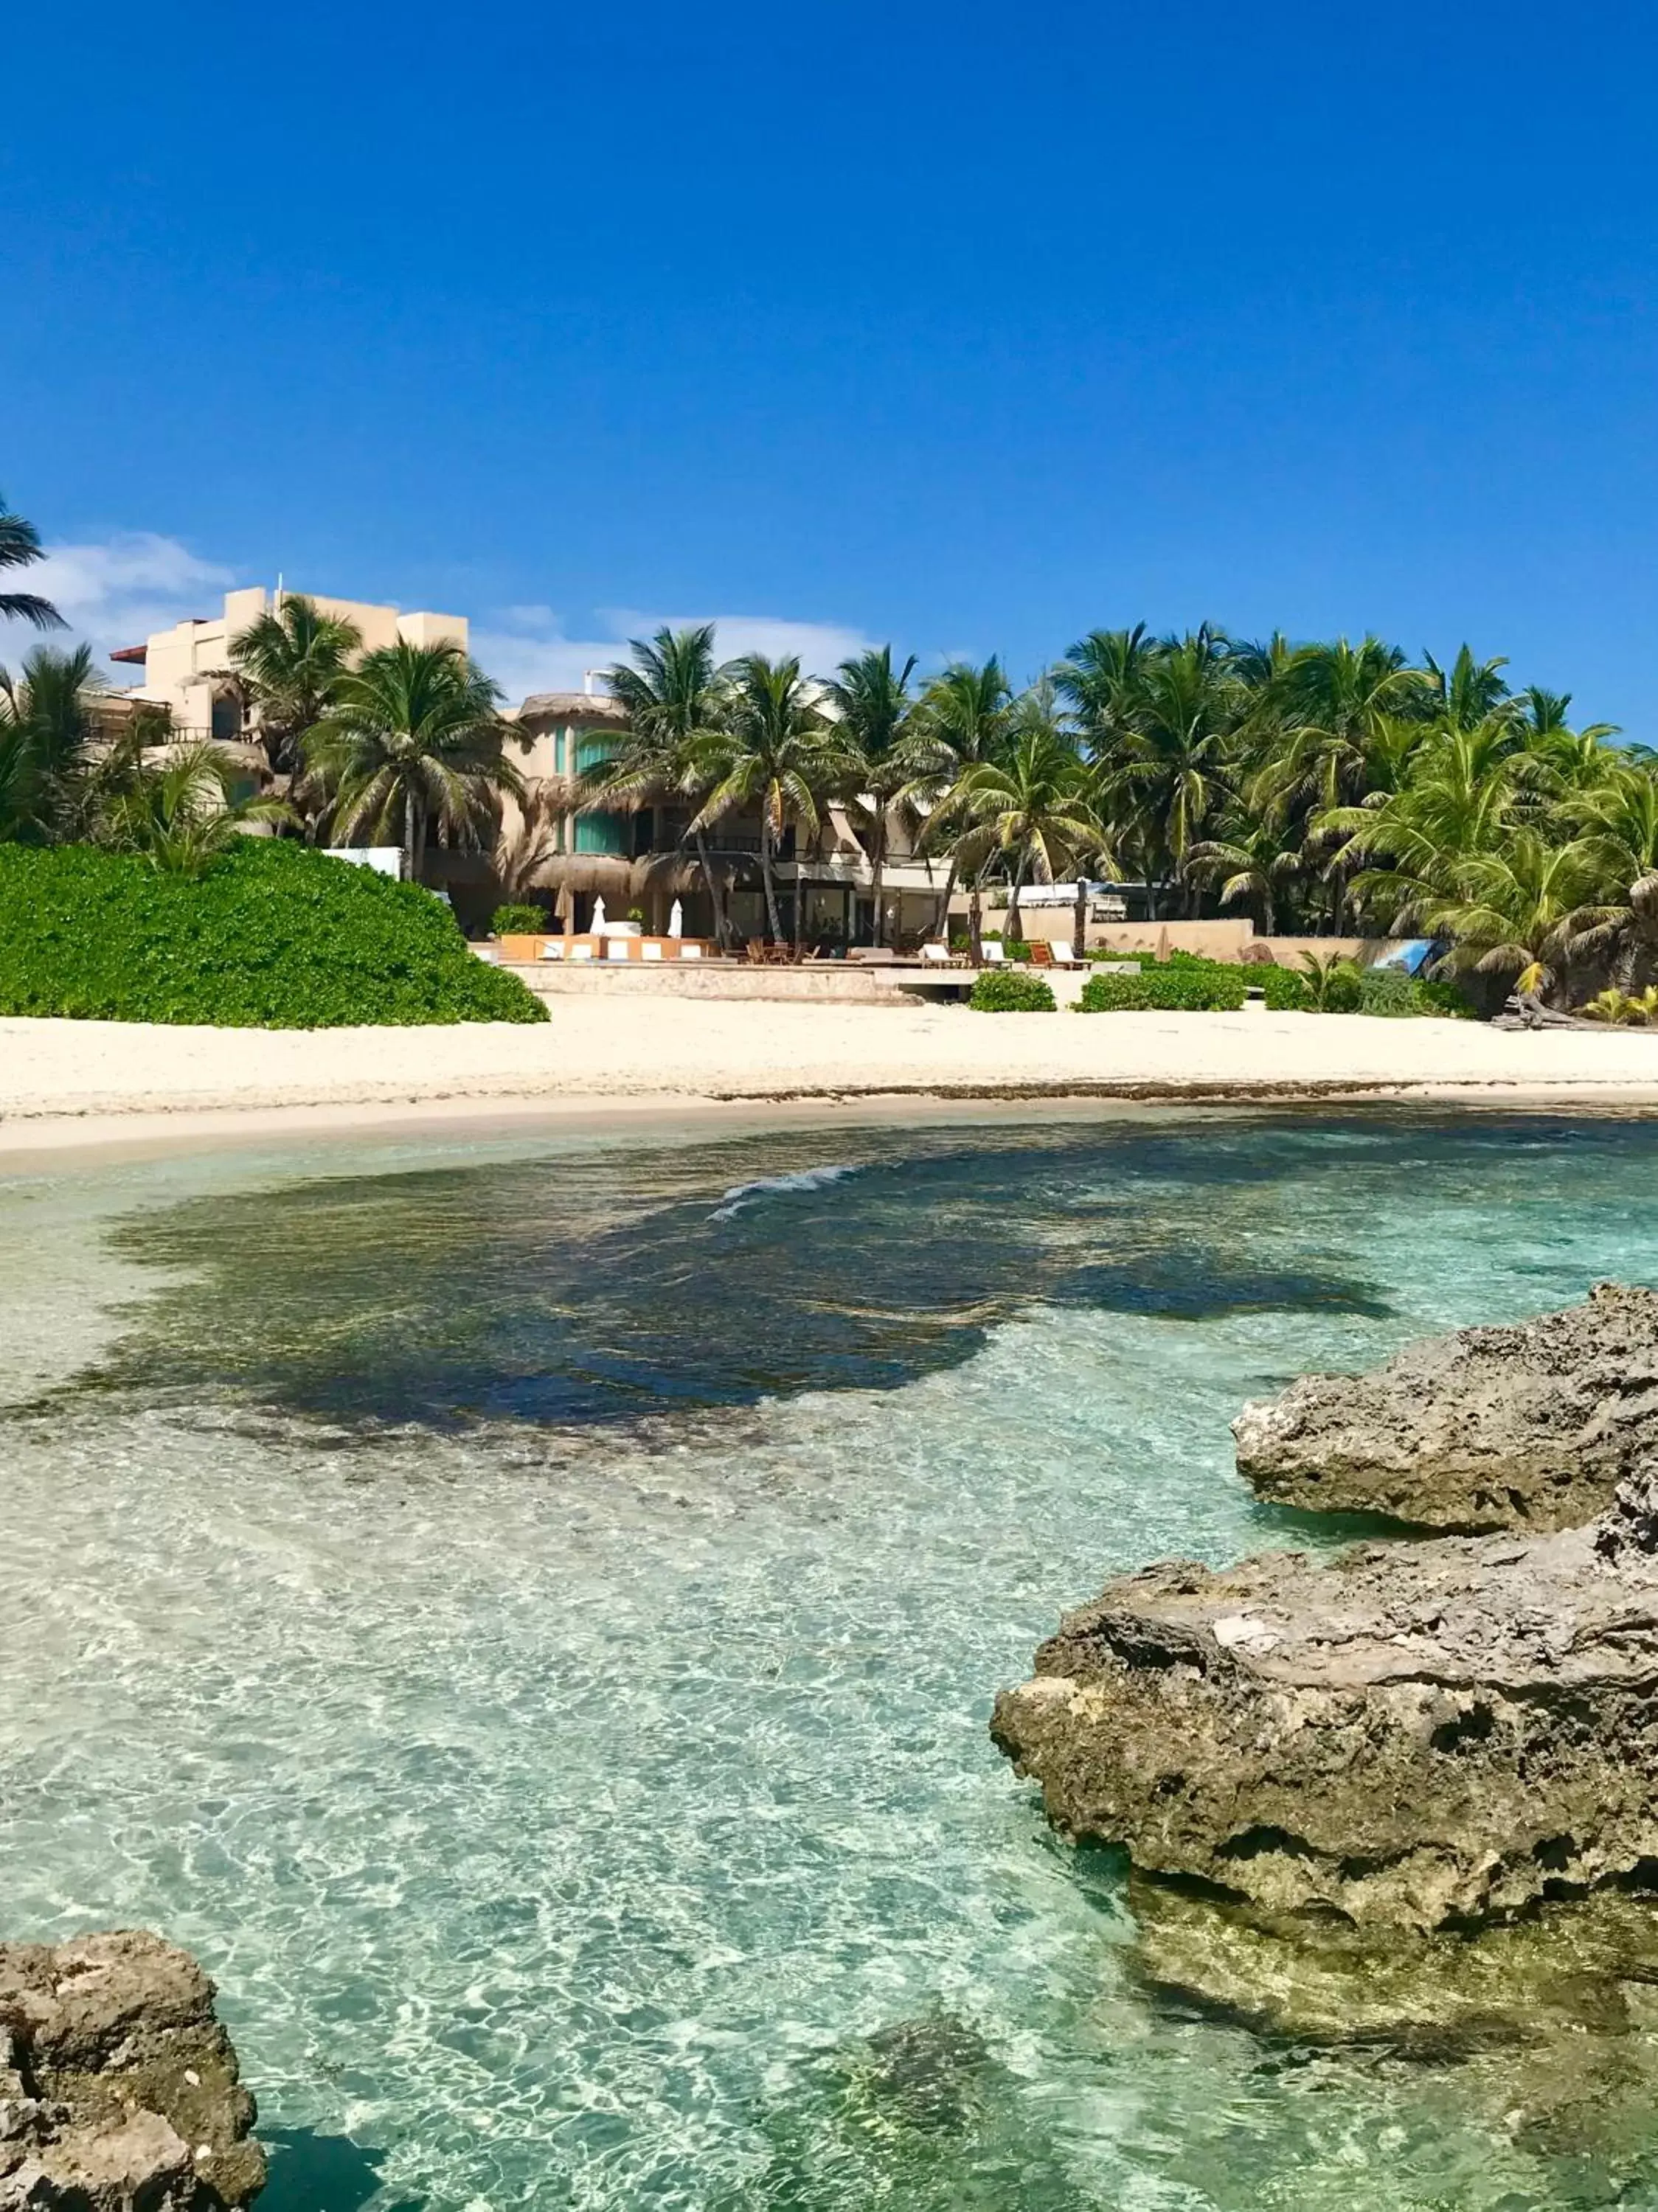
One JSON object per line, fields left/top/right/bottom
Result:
{"left": 4, "top": 1110, "right": 1658, "bottom": 2210}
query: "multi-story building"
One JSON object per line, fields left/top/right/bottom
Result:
{"left": 110, "top": 586, "right": 468, "bottom": 742}
{"left": 505, "top": 689, "right": 952, "bottom": 945}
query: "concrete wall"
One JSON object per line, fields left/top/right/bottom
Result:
{"left": 499, "top": 961, "right": 915, "bottom": 1004}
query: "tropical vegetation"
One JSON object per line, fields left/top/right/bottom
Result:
{"left": 577, "top": 618, "right": 1657, "bottom": 1006}
{"left": 0, "top": 840, "right": 545, "bottom": 1026}
{"left": 7, "top": 475, "right": 1658, "bottom": 1014}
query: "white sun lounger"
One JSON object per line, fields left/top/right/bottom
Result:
{"left": 1050, "top": 939, "right": 1083, "bottom": 967}
{"left": 980, "top": 940, "right": 1008, "bottom": 966}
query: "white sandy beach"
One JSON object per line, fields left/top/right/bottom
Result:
{"left": 4, "top": 1002, "right": 1658, "bottom": 1155}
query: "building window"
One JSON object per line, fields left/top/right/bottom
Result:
{"left": 574, "top": 812, "right": 628, "bottom": 855}
{"left": 575, "top": 734, "right": 617, "bottom": 775}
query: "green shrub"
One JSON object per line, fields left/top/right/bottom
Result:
{"left": 0, "top": 840, "right": 549, "bottom": 1027}
{"left": 1358, "top": 967, "right": 1471, "bottom": 1019}
{"left": 1078, "top": 966, "right": 1249, "bottom": 1012}
{"left": 969, "top": 968, "right": 1056, "bottom": 1012}
{"left": 490, "top": 902, "right": 547, "bottom": 936}
{"left": 1255, "top": 964, "right": 1313, "bottom": 1010}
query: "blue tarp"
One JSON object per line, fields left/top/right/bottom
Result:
{"left": 1370, "top": 939, "right": 1436, "bottom": 975}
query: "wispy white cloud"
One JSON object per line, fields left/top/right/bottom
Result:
{"left": 471, "top": 606, "right": 880, "bottom": 703}
{"left": 16, "top": 535, "right": 885, "bottom": 707}
{"left": 22, "top": 534, "right": 238, "bottom": 678}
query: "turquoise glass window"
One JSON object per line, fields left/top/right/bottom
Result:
{"left": 574, "top": 812, "right": 628, "bottom": 855}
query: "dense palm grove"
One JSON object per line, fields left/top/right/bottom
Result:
{"left": 589, "top": 621, "right": 1658, "bottom": 1006}
{"left": 6, "top": 490, "right": 1657, "bottom": 1006}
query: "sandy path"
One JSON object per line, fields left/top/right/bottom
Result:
{"left": 3, "top": 1003, "right": 1658, "bottom": 1155}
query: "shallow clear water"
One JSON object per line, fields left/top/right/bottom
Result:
{"left": 4, "top": 1110, "right": 1658, "bottom": 2209}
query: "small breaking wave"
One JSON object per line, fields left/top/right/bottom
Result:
{"left": 710, "top": 1164, "right": 862, "bottom": 1221}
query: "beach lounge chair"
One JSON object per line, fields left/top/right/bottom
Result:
{"left": 1050, "top": 939, "right": 1082, "bottom": 967}
{"left": 980, "top": 940, "right": 1008, "bottom": 966}
{"left": 539, "top": 939, "right": 565, "bottom": 960}
{"left": 1029, "top": 942, "right": 1055, "bottom": 967}
{"left": 920, "top": 942, "right": 952, "bottom": 965}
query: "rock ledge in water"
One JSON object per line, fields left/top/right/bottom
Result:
{"left": 1232, "top": 1281, "right": 1658, "bottom": 1532}
{"left": 991, "top": 1472, "right": 1658, "bottom": 1932}
{"left": 0, "top": 1930, "right": 264, "bottom": 2209}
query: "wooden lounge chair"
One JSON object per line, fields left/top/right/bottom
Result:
{"left": 920, "top": 942, "right": 959, "bottom": 967}
{"left": 1029, "top": 941, "right": 1055, "bottom": 968}
{"left": 1049, "top": 939, "right": 1083, "bottom": 967}
{"left": 980, "top": 940, "right": 1009, "bottom": 966}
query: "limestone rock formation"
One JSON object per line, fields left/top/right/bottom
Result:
{"left": 991, "top": 1470, "right": 1658, "bottom": 1932}
{"left": 1232, "top": 1280, "right": 1658, "bottom": 1532}
{"left": 0, "top": 1931, "right": 264, "bottom": 2209}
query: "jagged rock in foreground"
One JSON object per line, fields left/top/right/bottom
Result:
{"left": 1233, "top": 1281, "right": 1658, "bottom": 1532}
{"left": 0, "top": 1931, "right": 264, "bottom": 2209}
{"left": 991, "top": 1472, "right": 1658, "bottom": 1933}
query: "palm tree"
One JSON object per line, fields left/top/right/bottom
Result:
{"left": 0, "top": 642, "right": 100, "bottom": 840}
{"left": 1425, "top": 644, "right": 1513, "bottom": 732}
{"left": 1325, "top": 712, "right": 1545, "bottom": 931}
{"left": 95, "top": 742, "right": 294, "bottom": 876}
{"left": 1187, "top": 813, "right": 1305, "bottom": 934}
{"left": 302, "top": 641, "right": 524, "bottom": 880}
{"left": 0, "top": 497, "right": 63, "bottom": 630}
{"left": 1052, "top": 624, "right": 1159, "bottom": 762}
{"left": 1112, "top": 629, "right": 1240, "bottom": 916}
{"left": 1418, "top": 828, "right": 1598, "bottom": 1001}
{"left": 1564, "top": 761, "right": 1658, "bottom": 986}
{"left": 821, "top": 645, "right": 917, "bottom": 945}
{"left": 225, "top": 595, "right": 364, "bottom": 782}
{"left": 691, "top": 655, "right": 844, "bottom": 946}
{"left": 903, "top": 659, "right": 1013, "bottom": 940}
{"left": 947, "top": 725, "right": 1101, "bottom": 946}
{"left": 588, "top": 624, "right": 735, "bottom": 948}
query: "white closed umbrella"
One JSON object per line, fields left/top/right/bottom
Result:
{"left": 668, "top": 899, "right": 684, "bottom": 939}
{"left": 592, "top": 894, "right": 608, "bottom": 936}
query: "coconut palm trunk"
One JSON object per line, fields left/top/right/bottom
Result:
{"left": 931, "top": 855, "right": 960, "bottom": 941}
{"left": 1005, "top": 853, "right": 1030, "bottom": 942}
{"left": 759, "top": 820, "right": 784, "bottom": 942}
{"left": 1072, "top": 875, "right": 1089, "bottom": 960}
{"left": 693, "top": 824, "right": 730, "bottom": 949}
{"left": 870, "top": 821, "right": 887, "bottom": 946}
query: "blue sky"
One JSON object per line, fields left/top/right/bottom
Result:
{"left": 7, "top": 0, "right": 1658, "bottom": 728}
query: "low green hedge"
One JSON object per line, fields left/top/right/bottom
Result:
{"left": 1076, "top": 955, "right": 1469, "bottom": 1016}
{"left": 0, "top": 840, "right": 549, "bottom": 1026}
{"left": 1079, "top": 965, "right": 1251, "bottom": 1012}
{"left": 969, "top": 969, "right": 1056, "bottom": 1012}
{"left": 490, "top": 902, "right": 547, "bottom": 936}
{"left": 1357, "top": 967, "right": 1471, "bottom": 1018}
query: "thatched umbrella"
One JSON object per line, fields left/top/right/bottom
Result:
{"left": 541, "top": 854, "right": 639, "bottom": 937}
